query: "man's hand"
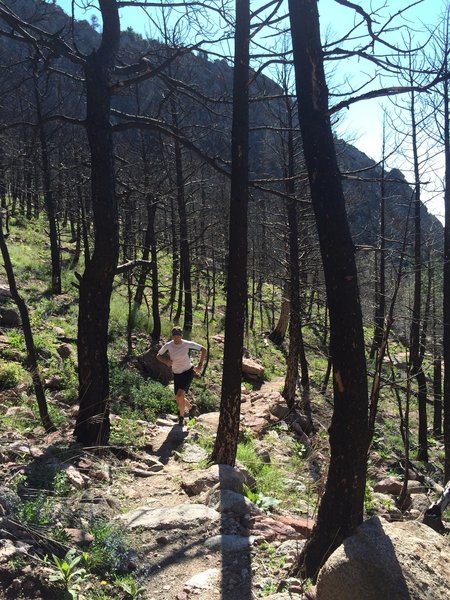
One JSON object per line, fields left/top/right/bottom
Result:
{"left": 194, "top": 365, "right": 202, "bottom": 377}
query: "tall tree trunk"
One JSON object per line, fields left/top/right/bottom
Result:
{"left": 174, "top": 138, "right": 193, "bottom": 332}
{"left": 211, "top": 0, "right": 249, "bottom": 466}
{"left": 74, "top": 0, "right": 120, "bottom": 446}
{"left": 32, "top": 65, "right": 61, "bottom": 295}
{"left": 77, "top": 184, "right": 91, "bottom": 267}
{"left": 169, "top": 87, "right": 193, "bottom": 332}
{"left": 368, "top": 201, "right": 410, "bottom": 443}
{"left": 408, "top": 89, "right": 428, "bottom": 463}
{"left": 0, "top": 146, "right": 5, "bottom": 208}
{"left": 289, "top": 0, "right": 369, "bottom": 579}
{"left": 0, "top": 212, "right": 54, "bottom": 433}
{"left": 133, "top": 87, "right": 160, "bottom": 340}
{"left": 269, "top": 281, "right": 290, "bottom": 345}
{"left": 443, "top": 55, "right": 450, "bottom": 481}
{"left": 134, "top": 196, "right": 162, "bottom": 343}
{"left": 168, "top": 194, "right": 179, "bottom": 320}
{"left": 282, "top": 92, "right": 309, "bottom": 404}
{"left": 71, "top": 213, "right": 81, "bottom": 268}
{"left": 433, "top": 357, "right": 443, "bottom": 437}
{"left": 370, "top": 126, "right": 386, "bottom": 358}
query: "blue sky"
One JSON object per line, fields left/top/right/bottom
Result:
{"left": 56, "top": 0, "right": 446, "bottom": 218}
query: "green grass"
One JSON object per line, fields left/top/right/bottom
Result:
{"left": 109, "top": 360, "right": 177, "bottom": 421}
{"left": 109, "top": 417, "right": 148, "bottom": 447}
{"left": 236, "top": 434, "right": 310, "bottom": 511}
{"left": 0, "top": 360, "right": 30, "bottom": 389}
{"left": 87, "top": 520, "right": 130, "bottom": 575}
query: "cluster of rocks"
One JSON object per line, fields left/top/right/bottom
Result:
{"left": 1, "top": 385, "right": 450, "bottom": 599}
{"left": 116, "top": 427, "right": 313, "bottom": 599}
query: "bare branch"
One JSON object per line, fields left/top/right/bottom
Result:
{"left": 116, "top": 259, "right": 153, "bottom": 275}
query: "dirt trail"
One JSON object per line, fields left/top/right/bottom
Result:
{"left": 118, "top": 420, "right": 268, "bottom": 600}
{"left": 117, "top": 383, "right": 296, "bottom": 599}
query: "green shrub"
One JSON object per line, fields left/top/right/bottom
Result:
{"left": 88, "top": 520, "right": 129, "bottom": 574}
{"left": 190, "top": 379, "right": 218, "bottom": 412}
{"left": 0, "top": 360, "right": 29, "bottom": 389}
{"left": 237, "top": 440, "right": 265, "bottom": 477}
{"left": 60, "top": 361, "right": 78, "bottom": 404}
{"left": 110, "top": 362, "right": 176, "bottom": 421}
{"left": 6, "top": 330, "right": 26, "bottom": 352}
{"left": 110, "top": 417, "right": 147, "bottom": 446}
{"left": 17, "top": 494, "right": 52, "bottom": 526}
{"left": 53, "top": 471, "right": 72, "bottom": 497}
{"left": 45, "top": 404, "right": 66, "bottom": 428}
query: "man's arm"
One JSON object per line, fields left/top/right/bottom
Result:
{"left": 194, "top": 346, "right": 207, "bottom": 375}
{"left": 157, "top": 345, "right": 173, "bottom": 368}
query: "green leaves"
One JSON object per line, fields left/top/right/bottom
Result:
{"left": 114, "top": 575, "right": 146, "bottom": 599}
{"left": 48, "top": 548, "right": 87, "bottom": 598}
{"left": 243, "top": 483, "right": 281, "bottom": 513}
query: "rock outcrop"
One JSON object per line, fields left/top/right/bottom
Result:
{"left": 316, "top": 516, "right": 450, "bottom": 600}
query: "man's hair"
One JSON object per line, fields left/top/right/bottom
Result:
{"left": 172, "top": 327, "right": 183, "bottom": 336}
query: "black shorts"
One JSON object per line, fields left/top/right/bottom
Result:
{"left": 173, "top": 367, "right": 194, "bottom": 394}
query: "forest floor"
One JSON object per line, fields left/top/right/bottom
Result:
{"left": 1, "top": 373, "right": 445, "bottom": 600}
{"left": 1, "top": 377, "right": 324, "bottom": 600}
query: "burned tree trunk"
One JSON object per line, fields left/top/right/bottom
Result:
{"left": 289, "top": 0, "right": 369, "bottom": 579}
{"left": 74, "top": 1, "right": 120, "bottom": 446}
{"left": 211, "top": 0, "right": 250, "bottom": 466}
{"left": 0, "top": 212, "right": 54, "bottom": 433}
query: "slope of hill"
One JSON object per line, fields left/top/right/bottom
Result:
{"left": 1, "top": 0, "right": 442, "bottom": 255}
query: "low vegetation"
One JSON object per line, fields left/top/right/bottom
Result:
{"left": 0, "top": 216, "right": 447, "bottom": 598}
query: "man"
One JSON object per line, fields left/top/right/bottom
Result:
{"left": 157, "top": 327, "right": 207, "bottom": 426}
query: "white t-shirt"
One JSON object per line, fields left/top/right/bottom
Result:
{"left": 157, "top": 339, "right": 203, "bottom": 374}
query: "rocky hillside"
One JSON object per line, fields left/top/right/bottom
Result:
{"left": 336, "top": 139, "right": 443, "bottom": 248}
{"left": 1, "top": 370, "right": 449, "bottom": 599}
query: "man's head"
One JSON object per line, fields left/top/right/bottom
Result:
{"left": 172, "top": 327, "right": 183, "bottom": 341}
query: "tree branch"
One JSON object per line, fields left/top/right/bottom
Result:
{"left": 116, "top": 258, "right": 153, "bottom": 275}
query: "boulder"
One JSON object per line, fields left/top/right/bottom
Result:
{"left": 136, "top": 344, "right": 172, "bottom": 384}
{"left": 0, "top": 485, "right": 20, "bottom": 515}
{"left": 120, "top": 503, "right": 220, "bottom": 530}
{"left": 181, "top": 463, "right": 256, "bottom": 496}
{"left": 184, "top": 568, "right": 220, "bottom": 592}
{"left": 63, "top": 528, "right": 94, "bottom": 546}
{"left": 410, "top": 493, "right": 431, "bottom": 514}
{"left": 277, "top": 514, "right": 315, "bottom": 538}
{"left": 0, "top": 335, "right": 10, "bottom": 348}
{"left": 316, "top": 516, "right": 450, "bottom": 600}
{"left": 373, "top": 477, "right": 403, "bottom": 495}
{"left": 195, "top": 411, "right": 220, "bottom": 433}
{"left": 63, "top": 465, "right": 88, "bottom": 489}
{"left": 57, "top": 343, "right": 73, "bottom": 359}
{"left": 0, "top": 308, "right": 20, "bottom": 327}
{"left": 242, "top": 357, "right": 264, "bottom": 380}
{"left": 180, "top": 442, "right": 209, "bottom": 464}
{"left": 0, "top": 285, "right": 12, "bottom": 298}
{"left": 248, "top": 514, "right": 305, "bottom": 542}
{"left": 44, "top": 375, "right": 64, "bottom": 390}
{"left": 204, "top": 534, "right": 256, "bottom": 552}
{"left": 5, "top": 406, "right": 34, "bottom": 420}
{"left": 206, "top": 488, "right": 262, "bottom": 516}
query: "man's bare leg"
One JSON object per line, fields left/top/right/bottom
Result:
{"left": 176, "top": 389, "right": 192, "bottom": 419}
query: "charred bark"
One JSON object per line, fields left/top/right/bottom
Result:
{"left": 211, "top": 0, "right": 249, "bottom": 466}
{"left": 0, "top": 212, "right": 54, "bottom": 433}
{"left": 74, "top": 1, "right": 120, "bottom": 446}
{"left": 289, "top": 0, "right": 369, "bottom": 579}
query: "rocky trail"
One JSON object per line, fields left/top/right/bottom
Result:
{"left": 0, "top": 380, "right": 316, "bottom": 600}
{"left": 111, "top": 378, "right": 314, "bottom": 600}
{"left": 2, "top": 377, "right": 449, "bottom": 600}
